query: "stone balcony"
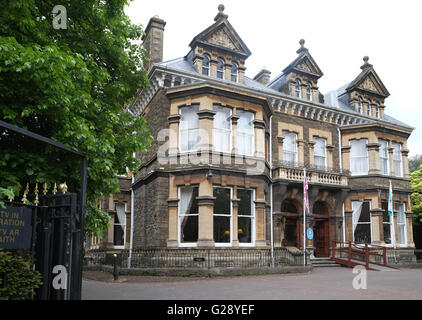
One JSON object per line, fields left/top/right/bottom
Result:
{"left": 273, "top": 161, "right": 349, "bottom": 186}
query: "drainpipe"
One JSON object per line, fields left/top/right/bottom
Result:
{"left": 128, "top": 152, "right": 135, "bottom": 268}
{"left": 269, "top": 115, "right": 274, "bottom": 267}
{"left": 337, "top": 127, "right": 342, "bottom": 173}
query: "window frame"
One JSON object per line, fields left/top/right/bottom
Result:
{"left": 313, "top": 137, "right": 327, "bottom": 171}
{"left": 282, "top": 131, "right": 298, "bottom": 166}
{"left": 237, "top": 109, "right": 255, "bottom": 156}
{"left": 213, "top": 105, "right": 232, "bottom": 153}
{"left": 202, "top": 54, "right": 210, "bottom": 76}
{"left": 306, "top": 82, "right": 312, "bottom": 101}
{"left": 295, "top": 80, "right": 301, "bottom": 98}
{"left": 113, "top": 202, "right": 127, "bottom": 249}
{"left": 213, "top": 186, "right": 233, "bottom": 247}
{"left": 396, "top": 202, "right": 407, "bottom": 247}
{"left": 237, "top": 188, "right": 255, "bottom": 247}
{"left": 352, "top": 200, "right": 372, "bottom": 243}
{"left": 178, "top": 186, "right": 199, "bottom": 247}
{"left": 231, "top": 62, "right": 238, "bottom": 82}
{"left": 179, "top": 105, "right": 199, "bottom": 153}
{"left": 350, "top": 139, "right": 369, "bottom": 176}
{"left": 217, "top": 58, "right": 225, "bottom": 79}
{"left": 379, "top": 139, "right": 389, "bottom": 175}
{"left": 392, "top": 142, "right": 403, "bottom": 177}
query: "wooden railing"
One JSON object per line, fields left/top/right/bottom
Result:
{"left": 331, "top": 241, "right": 397, "bottom": 270}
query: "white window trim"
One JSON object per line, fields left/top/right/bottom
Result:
{"left": 352, "top": 200, "right": 372, "bottom": 243}
{"left": 238, "top": 188, "right": 256, "bottom": 247}
{"left": 178, "top": 186, "right": 198, "bottom": 247}
{"left": 179, "top": 106, "right": 199, "bottom": 153}
{"left": 213, "top": 105, "right": 232, "bottom": 153}
{"left": 214, "top": 186, "right": 233, "bottom": 247}
{"left": 392, "top": 142, "right": 403, "bottom": 177}
{"left": 282, "top": 131, "right": 298, "bottom": 165}
{"left": 397, "top": 203, "right": 407, "bottom": 247}
{"left": 379, "top": 139, "right": 389, "bottom": 175}
{"left": 350, "top": 139, "right": 369, "bottom": 176}
{"left": 113, "top": 202, "right": 127, "bottom": 249}
{"left": 314, "top": 137, "right": 327, "bottom": 170}
{"left": 237, "top": 110, "right": 255, "bottom": 156}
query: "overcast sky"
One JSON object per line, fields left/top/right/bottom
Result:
{"left": 126, "top": 0, "right": 422, "bottom": 157}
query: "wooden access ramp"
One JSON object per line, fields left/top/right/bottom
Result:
{"left": 330, "top": 241, "right": 399, "bottom": 271}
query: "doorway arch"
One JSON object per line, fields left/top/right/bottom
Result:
{"left": 281, "top": 199, "right": 301, "bottom": 248}
{"left": 312, "top": 201, "right": 330, "bottom": 257}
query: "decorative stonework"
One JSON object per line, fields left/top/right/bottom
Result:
{"left": 205, "top": 27, "right": 238, "bottom": 51}
{"left": 358, "top": 76, "right": 380, "bottom": 94}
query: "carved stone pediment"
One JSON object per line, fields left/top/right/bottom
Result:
{"left": 205, "top": 26, "right": 239, "bottom": 51}
{"left": 358, "top": 75, "right": 381, "bottom": 94}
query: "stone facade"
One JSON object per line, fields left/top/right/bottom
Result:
{"left": 90, "top": 6, "right": 416, "bottom": 264}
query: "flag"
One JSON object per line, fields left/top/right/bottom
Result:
{"left": 388, "top": 180, "right": 393, "bottom": 217}
{"left": 304, "top": 172, "right": 309, "bottom": 214}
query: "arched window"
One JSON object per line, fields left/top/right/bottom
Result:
{"left": 306, "top": 82, "right": 312, "bottom": 101}
{"left": 202, "top": 54, "right": 210, "bottom": 76}
{"left": 358, "top": 98, "right": 363, "bottom": 114}
{"left": 295, "top": 80, "right": 301, "bottom": 98}
{"left": 366, "top": 101, "right": 371, "bottom": 116}
{"left": 217, "top": 58, "right": 225, "bottom": 79}
{"left": 231, "top": 62, "right": 238, "bottom": 82}
{"left": 375, "top": 104, "right": 380, "bottom": 118}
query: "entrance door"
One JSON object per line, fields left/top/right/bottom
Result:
{"left": 284, "top": 218, "right": 298, "bottom": 247}
{"left": 314, "top": 220, "right": 329, "bottom": 257}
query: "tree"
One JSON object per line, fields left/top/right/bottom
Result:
{"left": 0, "top": 0, "right": 152, "bottom": 237}
{"left": 409, "top": 154, "right": 422, "bottom": 173}
{"left": 410, "top": 159, "right": 422, "bottom": 250}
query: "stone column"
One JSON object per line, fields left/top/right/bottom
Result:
{"left": 312, "top": 88, "right": 319, "bottom": 102}
{"left": 367, "top": 143, "right": 381, "bottom": 175}
{"left": 308, "top": 141, "right": 315, "bottom": 167}
{"left": 253, "top": 119, "right": 266, "bottom": 158}
{"left": 231, "top": 113, "right": 239, "bottom": 154}
{"left": 210, "top": 59, "right": 217, "bottom": 78}
{"left": 406, "top": 211, "right": 415, "bottom": 247}
{"left": 388, "top": 147, "right": 395, "bottom": 175}
{"left": 224, "top": 63, "right": 231, "bottom": 81}
{"left": 297, "top": 139, "right": 305, "bottom": 166}
{"left": 232, "top": 196, "right": 240, "bottom": 247}
{"left": 402, "top": 149, "right": 410, "bottom": 178}
{"left": 344, "top": 210, "right": 354, "bottom": 241}
{"left": 197, "top": 178, "right": 215, "bottom": 248}
{"left": 254, "top": 200, "right": 267, "bottom": 247}
{"left": 238, "top": 66, "right": 246, "bottom": 84}
{"left": 277, "top": 136, "right": 284, "bottom": 163}
{"left": 341, "top": 146, "right": 351, "bottom": 172}
{"left": 168, "top": 114, "right": 180, "bottom": 158}
{"left": 167, "top": 199, "right": 179, "bottom": 247}
{"left": 326, "top": 145, "right": 335, "bottom": 169}
{"left": 197, "top": 109, "right": 215, "bottom": 153}
{"left": 370, "top": 209, "right": 384, "bottom": 245}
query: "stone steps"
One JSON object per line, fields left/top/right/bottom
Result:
{"left": 310, "top": 257, "right": 341, "bottom": 268}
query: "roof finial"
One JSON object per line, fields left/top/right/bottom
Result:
{"left": 214, "top": 4, "right": 228, "bottom": 21}
{"left": 296, "top": 39, "right": 308, "bottom": 54}
{"left": 360, "top": 56, "right": 372, "bottom": 70}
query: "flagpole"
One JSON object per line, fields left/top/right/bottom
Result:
{"left": 303, "top": 168, "right": 306, "bottom": 267}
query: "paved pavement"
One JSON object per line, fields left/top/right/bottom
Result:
{"left": 82, "top": 267, "right": 422, "bottom": 300}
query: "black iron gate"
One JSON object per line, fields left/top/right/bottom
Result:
{"left": 4, "top": 191, "right": 81, "bottom": 300}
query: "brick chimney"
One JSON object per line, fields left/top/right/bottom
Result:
{"left": 253, "top": 68, "right": 271, "bottom": 85}
{"left": 142, "top": 16, "right": 166, "bottom": 70}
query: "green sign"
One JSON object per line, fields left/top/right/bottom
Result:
{"left": 0, "top": 206, "right": 32, "bottom": 249}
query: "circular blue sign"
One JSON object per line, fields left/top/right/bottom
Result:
{"left": 307, "top": 228, "right": 314, "bottom": 240}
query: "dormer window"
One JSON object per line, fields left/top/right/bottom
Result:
{"left": 217, "top": 58, "right": 225, "bottom": 79}
{"left": 366, "top": 101, "right": 371, "bottom": 116}
{"left": 231, "top": 62, "right": 238, "bottom": 82}
{"left": 375, "top": 104, "right": 380, "bottom": 118}
{"left": 295, "top": 80, "right": 301, "bottom": 98}
{"left": 202, "top": 54, "right": 210, "bottom": 76}
{"left": 358, "top": 98, "right": 363, "bottom": 114}
{"left": 306, "top": 82, "right": 312, "bottom": 101}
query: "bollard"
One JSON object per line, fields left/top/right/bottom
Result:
{"left": 113, "top": 254, "right": 118, "bottom": 281}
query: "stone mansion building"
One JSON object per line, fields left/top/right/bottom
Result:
{"left": 90, "top": 5, "right": 416, "bottom": 263}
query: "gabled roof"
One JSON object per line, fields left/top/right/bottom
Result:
{"left": 188, "top": 6, "right": 251, "bottom": 59}
{"left": 345, "top": 57, "right": 390, "bottom": 98}
{"left": 282, "top": 40, "right": 323, "bottom": 79}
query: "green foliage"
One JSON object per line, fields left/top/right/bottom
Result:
{"left": 0, "top": 251, "right": 42, "bottom": 300}
{"left": 409, "top": 154, "right": 422, "bottom": 173}
{"left": 0, "top": 1, "right": 152, "bottom": 236}
{"left": 411, "top": 167, "right": 422, "bottom": 223}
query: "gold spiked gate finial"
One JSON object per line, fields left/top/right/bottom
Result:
{"left": 59, "top": 182, "right": 68, "bottom": 194}
{"left": 21, "top": 183, "right": 29, "bottom": 204}
{"left": 34, "top": 183, "right": 39, "bottom": 206}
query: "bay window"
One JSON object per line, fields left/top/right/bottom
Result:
{"left": 179, "top": 186, "right": 199, "bottom": 245}
{"left": 213, "top": 105, "right": 231, "bottom": 153}
{"left": 350, "top": 139, "right": 368, "bottom": 175}
{"left": 237, "top": 110, "right": 254, "bottom": 156}
{"left": 283, "top": 131, "right": 298, "bottom": 166}
{"left": 179, "top": 105, "right": 199, "bottom": 152}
